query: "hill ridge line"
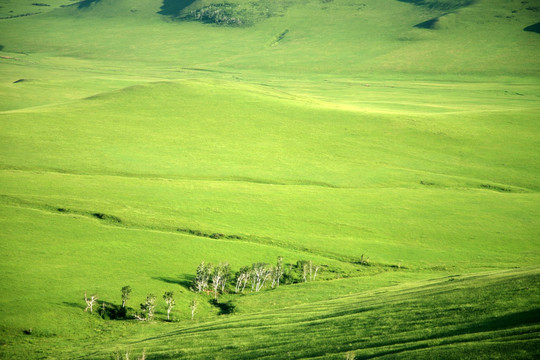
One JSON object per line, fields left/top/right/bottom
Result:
{"left": 0, "top": 167, "right": 344, "bottom": 189}
{"left": 1, "top": 167, "right": 534, "bottom": 193}
{"left": 0, "top": 194, "right": 362, "bottom": 266}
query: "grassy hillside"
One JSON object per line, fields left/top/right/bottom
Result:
{"left": 90, "top": 268, "right": 539, "bottom": 360}
{"left": 1, "top": 80, "right": 538, "bottom": 268}
{"left": 0, "top": 0, "right": 539, "bottom": 359}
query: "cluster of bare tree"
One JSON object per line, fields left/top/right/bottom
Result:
{"left": 192, "top": 261, "right": 231, "bottom": 299}
{"left": 84, "top": 286, "right": 199, "bottom": 322}
{"left": 298, "top": 259, "right": 321, "bottom": 283}
{"left": 113, "top": 348, "right": 147, "bottom": 360}
{"left": 84, "top": 257, "right": 323, "bottom": 322}
{"left": 133, "top": 294, "right": 157, "bottom": 321}
{"left": 192, "top": 257, "right": 322, "bottom": 298}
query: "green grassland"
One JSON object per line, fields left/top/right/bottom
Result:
{"left": 0, "top": 0, "right": 539, "bottom": 358}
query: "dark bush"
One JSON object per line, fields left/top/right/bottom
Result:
{"left": 187, "top": 3, "right": 247, "bottom": 26}
{"left": 98, "top": 303, "right": 128, "bottom": 320}
{"left": 210, "top": 299, "right": 236, "bottom": 315}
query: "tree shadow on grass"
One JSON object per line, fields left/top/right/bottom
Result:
{"left": 210, "top": 299, "right": 236, "bottom": 315}
{"left": 397, "top": 0, "right": 475, "bottom": 11}
{"left": 153, "top": 275, "right": 195, "bottom": 290}
{"left": 77, "top": 0, "right": 101, "bottom": 9}
{"left": 62, "top": 301, "right": 85, "bottom": 310}
{"left": 524, "top": 22, "right": 540, "bottom": 34}
{"left": 414, "top": 16, "right": 441, "bottom": 29}
{"left": 158, "top": 0, "right": 196, "bottom": 17}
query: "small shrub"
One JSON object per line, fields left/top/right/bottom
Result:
{"left": 480, "top": 184, "right": 512, "bottom": 192}
{"left": 358, "top": 254, "right": 370, "bottom": 266}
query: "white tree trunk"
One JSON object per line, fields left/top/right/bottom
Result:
{"left": 313, "top": 266, "right": 320, "bottom": 281}
{"left": 84, "top": 292, "right": 98, "bottom": 313}
{"left": 134, "top": 314, "right": 146, "bottom": 321}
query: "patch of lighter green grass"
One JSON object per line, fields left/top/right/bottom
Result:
{"left": 1, "top": 79, "right": 538, "bottom": 189}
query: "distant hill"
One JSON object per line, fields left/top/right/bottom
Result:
{"left": 0, "top": 0, "right": 537, "bottom": 76}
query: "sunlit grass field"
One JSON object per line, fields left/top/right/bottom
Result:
{"left": 0, "top": 0, "right": 539, "bottom": 358}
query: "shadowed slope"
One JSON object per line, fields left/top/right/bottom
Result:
{"left": 90, "top": 268, "right": 540, "bottom": 359}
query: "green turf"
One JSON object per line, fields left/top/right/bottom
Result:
{"left": 0, "top": 0, "right": 539, "bottom": 358}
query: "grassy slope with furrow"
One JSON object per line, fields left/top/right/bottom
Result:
{"left": 84, "top": 268, "right": 540, "bottom": 360}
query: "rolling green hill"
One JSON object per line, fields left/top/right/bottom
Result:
{"left": 0, "top": 0, "right": 539, "bottom": 359}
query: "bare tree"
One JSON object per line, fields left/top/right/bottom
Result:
{"left": 121, "top": 285, "right": 132, "bottom": 308}
{"left": 359, "top": 254, "right": 369, "bottom": 265}
{"left": 114, "top": 348, "right": 146, "bottom": 360}
{"left": 135, "top": 294, "right": 156, "bottom": 321}
{"left": 250, "top": 266, "right": 257, "bottom": 292}
{"left": 313, "top": 265, "right": 321, "bottom": 281}
{"left": 133, "top": 314, "right": 145, "bottom": 321}
{"left": 220, "top": 263, "right": 230, "bottom": 292}
{"left": 252, "top": 263, "right": 272, "bottom": 292}
{"left": 211, "top": 263, "right": 226, "bottom": 299}
{"left": 84, "top": 291, "right": 98, "bottom": 313}
{"left": 271, "top": 256, "right": 284, "bottom": 288}
{"left": 285, "top": 263, "right": 294, "bottom": 285}
{"left": 163, "top": 291, "right": 175, "bottom": 321}
{"left": 139, "top": 348, "right": 146, "bottom": 360}
{"left": 190, "top": 299, "right": 198, "bottom": 320}
{"left": 298, "top": 260, "right": 320, "bottom": 282}
{"left": 117, "top": 349, "right": 130, "bottom": 360}
{"left": 302, "top": 263, "right": 308, "bottom": 282}
{"left": 235, "top": 266, "right": 250, "bottom": 293}
{"left": 193, "top": 261, "right": 212, "bottom": 293}
{"left": 146, "top": 295, "right": 156, "bottom": 321}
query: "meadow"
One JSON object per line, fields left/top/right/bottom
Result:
{"left": 0, "top": 0, "right": 539, "bottom": 358}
